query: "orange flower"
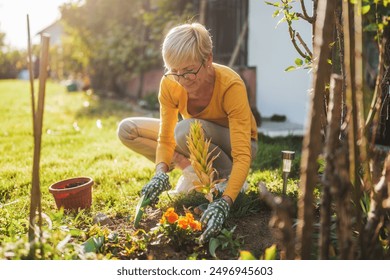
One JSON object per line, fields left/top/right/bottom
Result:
{"left": 189, "top": 220, "right": 202, "bottom": 231}
{"left": 163, "top": 207, "right": 179, "bottom": 224}
{"left": 177, "top": 217, "right": 189, "bottom": 229}
{"left": 185, "top": 212, "right": 195, "bottom": 221}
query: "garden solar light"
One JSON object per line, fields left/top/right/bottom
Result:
{"left": 281, "top": 151, "right": 295, "bottom": 195}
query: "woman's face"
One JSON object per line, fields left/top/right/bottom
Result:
{"left": 168, "top": 61, "right": 205, "bottom": 92}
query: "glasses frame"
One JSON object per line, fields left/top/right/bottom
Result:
{"left": 164, "top": 63, "right": 203, "bottom": 82}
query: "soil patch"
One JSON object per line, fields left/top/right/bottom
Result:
{"left": 106, "top": 207, "right": 275, "bottom": 260}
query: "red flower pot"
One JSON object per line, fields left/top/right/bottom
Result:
{"left": 49, "top": 177, "right": 93, "bottom": 210}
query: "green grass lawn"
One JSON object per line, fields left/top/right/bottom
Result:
{"left": 0, "top": 79, "right": 302, "bottom": 259}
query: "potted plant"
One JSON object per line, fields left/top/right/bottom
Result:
{"left": 49, "top": 176, "right": 93, "bottom": 210}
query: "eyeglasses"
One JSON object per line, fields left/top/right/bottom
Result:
{"left": 164, "top": 63, "right": 203, "bottom": 82}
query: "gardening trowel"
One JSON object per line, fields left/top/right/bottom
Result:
{"left": 133, "top": 194, "right": 150, "bottom": 228}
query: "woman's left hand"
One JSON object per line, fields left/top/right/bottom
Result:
{"left": 199, "top": 198, "right": 230, "bottom": 244}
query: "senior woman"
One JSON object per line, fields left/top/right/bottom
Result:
{"left": 117, "top": 22, "right": 258, "bottom": 243}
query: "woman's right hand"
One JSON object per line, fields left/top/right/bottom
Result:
{"left": 140, "top": 171, "right": 171, "bottom": 203}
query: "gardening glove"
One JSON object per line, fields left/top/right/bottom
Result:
{"left": 199, "top": 198, "right": 230, "bottom": 244}
{"left": 141, "top": 171, "right": 171, "bottom": 203}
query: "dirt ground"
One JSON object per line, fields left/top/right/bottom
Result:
{"left": 106, "top": 206, "right": 275, "bottom": 260}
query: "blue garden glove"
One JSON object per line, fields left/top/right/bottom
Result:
{"left": 199, "top": 198, "right": 230, "bottom": 244}
{"left": 141, "top": 171, "right": 171, "bottom": 203}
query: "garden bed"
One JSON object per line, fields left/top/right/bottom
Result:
{"left": 102, "top": 205, "right": 275, "bottom": 260}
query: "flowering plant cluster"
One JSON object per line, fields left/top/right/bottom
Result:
{"left": 157, "top": 208, "right": 202, "bottom": 251}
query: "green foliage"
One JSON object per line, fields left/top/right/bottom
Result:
{"left": 262, "top": 244, "right": 278, "bottom": 260}
{"left": 209, "top": 226, "right": 243, "bottom": 258}
{"left": 60, "top": 0, "right": 195, "bottom": 97}
{"left": 139, "top": 91, "right": 159, "bottom": 110}
{"left": 265, "top": 0, "right": 313, "bottom": 70}
{"left": 239, "top": 244, "right": 278, "bottom": 260}
{"left": 0, "top": 47, "right": 27, "bottom": 79}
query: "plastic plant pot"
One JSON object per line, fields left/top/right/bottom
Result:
{"left": 49, "top": 176, "right": 93, "bottom": 210}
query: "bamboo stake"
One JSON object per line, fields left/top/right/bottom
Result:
{"left": 27, "top": 15, "right": 36, "bottom": 141}
{"left": 27, "top": 14, "right": 37, "bottom": 246}
{"left": 28, "top": 33, "right": 50, "bottom": 252}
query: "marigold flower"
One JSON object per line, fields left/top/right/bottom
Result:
{"left": 177, "top": 217, "right": 189, "bottom": 229}
{"left": 189, "top": 220, "right": 202, "bottom": 231}
{"left": 163, "top": 207, "right": 179, "bottom": 224}
{"left": 185, "top": 212, "right": 195, "bottom": 222}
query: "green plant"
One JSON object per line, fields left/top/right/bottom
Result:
{"left": 208, "top": 226, "right": 243, "bottom": 258}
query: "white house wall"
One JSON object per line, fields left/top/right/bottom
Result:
{"left": 248, "top": 0, "right": 312, "bottom": 126}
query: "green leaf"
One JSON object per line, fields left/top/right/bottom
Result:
{"left": 264, "top": 244, "right": 278, "bottom": 260}
{"left": 239, "top": 250, "right": 257, "bottom": 260}
{"left": 265, "top": 1, "right": 280, "bottom": 7}
{"left": 361, "top": 4, "right": 370, "bottom": 15}
{"left": 83, "top": 235, "right": 105, "bottom": 253}
{"left": 209, "top": 238, "right": 222, "bottom": 258}
{"left": 295, "top": 58, "right": 303, "bottom": 66}
{"left": 284, "top": 65, "right": 296, "bottom": 72}
{"left": 363, "top": 23, "right": 378, "bottom": 32}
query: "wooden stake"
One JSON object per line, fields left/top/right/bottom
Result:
{"left": 28, "top": 32, "right": 50, "bottom": 248}
{"left": 27, "top": 15, "right": 36, "bottom": 141}
{"left": 228, "top": 19, "right": 248, "bottom": 68}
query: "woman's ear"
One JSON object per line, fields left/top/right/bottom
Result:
{"left": 206, "top": 54, "right": 213, "bottom": 67}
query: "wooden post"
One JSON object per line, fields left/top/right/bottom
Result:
{"left": 28, "top": 32, "right": 50, "bottom": 252}
{"left": 27, "top": 15, "right": 36, "bottom": 142}
{"left": 228, "top": 19, "right": 248, "bottom": 68}
{"left": 199, "top": 0, "right": 207, "bottom": 25}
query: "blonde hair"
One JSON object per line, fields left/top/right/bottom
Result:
{"left": 162, "top": 22, "right": 213, "bottom": 70}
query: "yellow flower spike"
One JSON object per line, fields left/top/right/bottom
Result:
{"left": 186, "top": 120, "right": 222, "bottom": 202}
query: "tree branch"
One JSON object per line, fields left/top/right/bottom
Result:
{"left": 299, "top": 0, "right": 314, "bottom": 23}
{"left": 288, "top": 26, "right": 308, "bottom": 59}
{"left": 296, "top": 32, "right": 313, "bottom": 58}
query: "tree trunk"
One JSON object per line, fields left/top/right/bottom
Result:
{"left": 320, "top": 74, "right": 343, "bottom": 259}
{"left": 342, "top": 0, "right": 364, "bottom": 258}
{"left": 296, "top": 0, "right": 336, "bottom": 259}
{"left": 376, "top": 26, "right": 390, "bottom": 146}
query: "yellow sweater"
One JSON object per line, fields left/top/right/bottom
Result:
{"left": 156, "top": 63, "right": 258, "bottom": 201}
